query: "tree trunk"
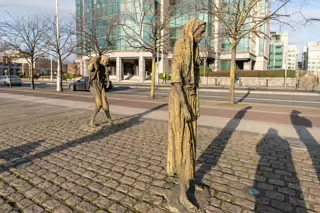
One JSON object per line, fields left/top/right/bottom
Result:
{"left": 30, "top": 60, "right": 35, "bottom": 90}
{"left": 150, "top": 56, "right": 156, "bottom": 99}
{"left": 59, "top": 56, "right": 63, "bottom": 92}
{"left": 229, "top": 42, "right": 237, "bottom": 104}
{"left": 8, "top": 62, "right": 12, "bottom": 88}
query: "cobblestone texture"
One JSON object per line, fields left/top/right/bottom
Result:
{"left": 0, "top": 111, "right": 319, "bottom": 212}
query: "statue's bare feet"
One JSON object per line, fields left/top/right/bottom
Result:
{"left": 89, "top": 121, "right": 96, "bottom": 127}
{"left": 179, "top": 195, "right": 197, "bottom": 212}
{"left": 195, "top": 184, "right": 204, "bottom": 192}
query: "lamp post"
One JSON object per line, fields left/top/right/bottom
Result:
{"left": 56, "top": 0, "right": 62, "bottom": 91}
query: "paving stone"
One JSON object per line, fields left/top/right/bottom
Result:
{"left": 53, "top": 205, "right": 73, "bottom": 213}
{"left": 33, "top": 192, "right": 50, "bottom": 203}
{"left": 0, "top": 203, "right": 13, "bottom": 213}
{"left": 25, "top": 188, "right": 42, "bottom": 198}
{"left": 83, "top": 191, "right": 99, "bottom": 201}
{"left": 55, "top": 190, "right": 72, "bottom": 200}
{"left": 66, "top": 195, "right": 82, "bottom": 207}
{"left": 16, "top": 198, "right": 33, "bottom": 209}
{"left": 108, "top": 191, "right": 126, "bottom": 201}
{"left": 92, "top": 196, "right": 113, "bottom": 209}
{"left": 7, "top": 192, "right": 24, "bottom": 202}
{"left": 216, "top": 192, "right": 232, "bottom": 202}
{"left": 0, "top": 186, "right": 15, "bottom": 196}
{"left": 108, "top": 203, "right": 127, "bottom": 213}
{"left": 23, "top": 204, "right": 45, "bottom": 213}
{"left": 43, "top": 199, "right": 61, "bottom": 210}
{"left": 221, "top": 202, "right": 242, "bottom": 213}
{"left": 71, "top": 185, "right": 90, "bottom": 197}
{"left": 76, "top": 200, "right": 98, "bottom": 213}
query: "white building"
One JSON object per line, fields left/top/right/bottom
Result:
{"left": 269, "top": 32, "right": 288, "bottom": 70}
{"left": 287, "top": 45, "right": 298, "bottom": 70}
{"left": 304, "top": 42, "right": 320, "bottom": 72}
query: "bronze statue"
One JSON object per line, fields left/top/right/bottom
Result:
{"left": 167, "top": 18, "right": 206, "bottom": 211}
{"left": 88, "top": 55, "right": 113, "bottom": 126}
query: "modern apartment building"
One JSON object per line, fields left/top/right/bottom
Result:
{"left": 303, "top": 42, "right": 320, "bottom": 72}
{"left": 76, "top": 0, "right": 271, "bottom": 82}
{"left": 287, "top": 45, "right": 298, "bottom": 70}
{"left": 269, "top": 32, "right": 288, "bottom": 70}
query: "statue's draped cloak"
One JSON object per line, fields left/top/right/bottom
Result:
{"left": 167, "top": 18, "right": 206, "bottom": 184}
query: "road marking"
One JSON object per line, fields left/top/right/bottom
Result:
{"left": 114, "top": 90, "right": 320, "bottom": 104}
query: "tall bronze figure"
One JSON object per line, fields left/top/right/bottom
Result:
{"left": 167, "top": 18, "right": 206, "bottom": 211}
{"left": 88, "top": 56, "right": 113, "bottom": 126}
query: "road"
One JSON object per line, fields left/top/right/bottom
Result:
{"left": 3, "top": 82, "right": 320, "bottom": 108}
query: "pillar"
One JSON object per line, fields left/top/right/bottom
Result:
{"left": 139, "top": 56, "right": 145, "bottom": 83}
{"left": 83, "top": 58, "right": 88, "bottom": 77}
{"left": 116, "top": 57, "right": 123, "bottom": 82}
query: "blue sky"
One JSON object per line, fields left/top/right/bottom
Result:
{"left": 0, "top": 0, "right": 319, "bottom": 61}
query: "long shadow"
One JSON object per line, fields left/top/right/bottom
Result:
{"left": 195, "top": 106, "right": 252, "bottom": 183}
{"left": 290, "top": 110, "right": 320, "bottom": 181}
{"left": 252, "top": 128, "right": 307, "bottom": 213}
{"left": 237, "top": 89, "right": 251, "bottom": 103}
{"left": 0, "top": 140, "right": 44, "bottom": 169}
{"left": 0, "top": 104, "right": 167, "bottom": 171}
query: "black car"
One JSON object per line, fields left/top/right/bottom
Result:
{"left": 69, "top": 77, "right": 113, "bottom": 91}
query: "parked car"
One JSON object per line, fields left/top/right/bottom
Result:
{"left": 69, "top": 77, "right": 113, "bottom": 91}
{"left": 0, "top": 75, "right": 22, "bottom": 86}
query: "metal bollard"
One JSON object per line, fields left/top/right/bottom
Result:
{"left": 266, "top": 79, "right": 268, "bottom": 87}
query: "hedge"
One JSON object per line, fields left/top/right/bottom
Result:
{"left": 159, "top": 73, "right": 171, "bottom": 80}
{"left": 202, "top": 70, "right": 297, "bottom": 78}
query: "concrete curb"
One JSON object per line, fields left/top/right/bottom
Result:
{"left": 113, "top": 84, "right": 320, "bottom": 97}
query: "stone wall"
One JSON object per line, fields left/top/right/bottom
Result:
{"left": 200, "top": 77, "right": 298, "bottom": 88}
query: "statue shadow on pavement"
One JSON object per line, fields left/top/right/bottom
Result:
{"left": 290, "top": 110, "right": 320, "bottom": 181}
{"left": 0, "top": 140, "right": 45, "bottom": 171}
{"left": 252, "top": 128, "right": 308, "bottom": 213}
{"left": 195, "top": 106, "right": 252, "bottom": 184}
{"left": 181, "top": 106, "right": 252, "bottom": 212}
{"left": 0, "top": 104, "right": 167, "bottom": 173}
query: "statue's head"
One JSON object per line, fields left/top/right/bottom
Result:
{"left": 100, "top": 55, "right": 110, "bottom": 66}
{"left": 182, "top": 18, "right": 206, "bottom": 44}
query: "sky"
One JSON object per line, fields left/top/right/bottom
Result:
{"left": 0, "top": 0, "right": 320, "bottom": 61}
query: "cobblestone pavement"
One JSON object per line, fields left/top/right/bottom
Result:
{"left": 0, "top": 109, "right": 319, "bottom": 213}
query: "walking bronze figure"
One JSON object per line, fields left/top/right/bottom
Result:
{"left": 167, "top": 18, "right": 206, "bottom": 211}
{"left": 88, "top": 56, "right": 113, "bottom": 126}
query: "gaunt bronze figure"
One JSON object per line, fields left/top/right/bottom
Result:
{"left": 88, "top": 56, "right": 113, "bottom": 126}
{"left": 167, "top": 18, "right": 206, "bottom": 211}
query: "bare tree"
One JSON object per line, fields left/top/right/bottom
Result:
{"left": 0, "top": 15, "right": 46, "bottom": 89}
{"left": 121, "top": 0, "right": 180, "bottom": 99}
{"left": 198, "top": 0, "right": 298, "bottom": 104}
{"left": 75, "top": 13, "right": 119, "bottom": 58}
{"left": 44, "top": 15, "right": 77, "bottom": 92}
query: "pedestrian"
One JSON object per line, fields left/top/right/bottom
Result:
{"left": 235, "top": 74, "right": 239, "bottom": 86}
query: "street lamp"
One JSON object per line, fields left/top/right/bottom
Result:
{"left": 56, "top": 0, "right": 62, "bottom": 92}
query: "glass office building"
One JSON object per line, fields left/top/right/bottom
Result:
{"left": 76, "top": 0, "right": 271, "bottom": 81}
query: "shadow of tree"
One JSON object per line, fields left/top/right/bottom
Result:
{"left": 252, "top": 128, "right": 307, "bottom": 213}
{"left": 290, "top": 110, "right": 320, "bottom": 181}
{"left": 195, "top": 106, "right": 252, "bottom": 184}
{"left": 237, "top": 89, "right": 251, "bottom": 103}
{"left": 0, "top": 104, "right": 167, "bottom": 171}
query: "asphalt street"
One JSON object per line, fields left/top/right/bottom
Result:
{"left": 3, "top": 82, "right": 320, "bottom": 108}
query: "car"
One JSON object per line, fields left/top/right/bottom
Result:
{"left": 69, "top": 77, "right": 113, "bottom": 92}
{"left": 0, "top": 75, "right": 22, "bottom": 86}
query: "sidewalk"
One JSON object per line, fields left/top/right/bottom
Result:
{"left": 1, "top": 91, "right": 319, "bottom": 141}
{"left": 0, "top": 94, "right": 319, "bottom": 213}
